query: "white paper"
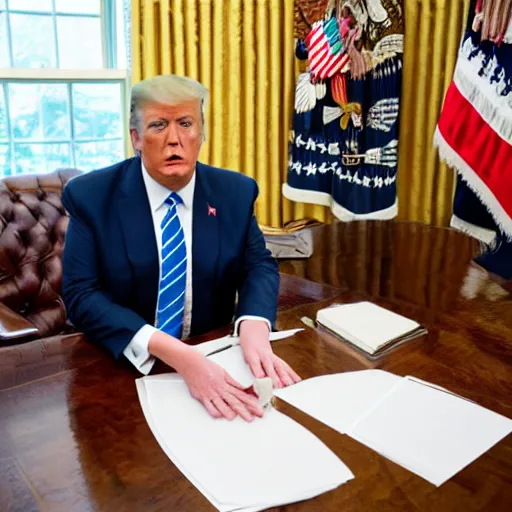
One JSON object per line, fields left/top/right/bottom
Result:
{"left": 137, "top": 375, "right": 353, "bottom": 512}
{"left": 268, "top": 328, "right": 304, "bottom": 341}
{"left": 192, "top": 334, "right": 233, "bottom": 357}
{"left": 316, "top": 302, "right": 419, "bottom": 352}
{"left": 349, "top": 378, "right": 512, "bottom": 486}
{"left": 192, "top": 328, "right": 303, "bottom": 357}
{"left": 274, "top": 370, "right": 402, "bottom": 433}
{"left": 404, "top": 375, "right": 476, "bottom": 404}
{"left": 207, "top": 345, "right": 255, "bottom": 388}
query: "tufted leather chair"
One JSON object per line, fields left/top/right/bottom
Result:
{"left": 0, "top": 169, "right": 82, "bottom": 345}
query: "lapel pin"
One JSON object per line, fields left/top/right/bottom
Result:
{"left": 207, "top": 204, "right": 217, "bottom": 217}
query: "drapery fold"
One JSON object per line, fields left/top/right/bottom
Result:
{"left": 398, "top": 0, "right": 470, "bottom": 227}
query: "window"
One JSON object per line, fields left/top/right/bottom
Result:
{"left": 0, "top": 0, "right": 129, "bottom": 177}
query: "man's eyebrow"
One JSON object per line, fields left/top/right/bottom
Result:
{"left": 176, "top": 115, "right": 194, "bottom": 121}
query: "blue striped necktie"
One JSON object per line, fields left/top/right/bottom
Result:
{"left": 157, "top": 192, "right": 187, "bottom": 338}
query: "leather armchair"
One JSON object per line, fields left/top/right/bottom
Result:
{"left": 0, "top": 169, "right": 82, "bottom": 346}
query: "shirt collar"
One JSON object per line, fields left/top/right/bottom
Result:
{"left": 141, "top": 159, "right": 195, "bottom": 212}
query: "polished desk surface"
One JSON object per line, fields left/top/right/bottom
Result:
{"left": 1, "top": 221, "right": 511, "bottom": 512}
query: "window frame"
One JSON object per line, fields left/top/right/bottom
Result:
{"left": 0, "top": 0, "right": 130, "bottom": 175}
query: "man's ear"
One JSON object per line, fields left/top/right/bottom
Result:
{"left": 130, "top": 128, "right": 142, "bottom": 152}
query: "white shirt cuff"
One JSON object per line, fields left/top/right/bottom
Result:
{"left": 233, "top": 315, "right": 271, "bottom": 336}
{"left": 123, "top": 324, "right": 158, "bottom": 375}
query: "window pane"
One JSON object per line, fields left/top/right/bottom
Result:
{"left": 9, "top": 83, "right": 70, "bottom": 141}
{"left": 0, "top": 14, "right": 10, "bottom": 68}
{"left": 55, "top": 0, "right": 100, "bottom": 15}
{"left": 14, "top": 143, "right": 71, "bottom": 174}
{"left": 74, "top": 140, "right": 124, "bottom": 171}
{"left": 57, "top": 16, "right": 103, "bottom": 68}
{"left": 0, "top": 87, "right": 8, "bottom": 141}
{"left": 11, "top": 0, "right": 53, "bottom": 11}
{"left": 72, "top": 83, "right": 123, "bottom": 139}
{"left": 10, "top": 14, "right": 56, "bottom": 68}
{"left": 0, "top": 144, "right": 11, "bottom": 177}
{"left": 116, "top": 0, "right": 128, "bottom": 68}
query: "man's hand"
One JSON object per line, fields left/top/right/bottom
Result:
{"left": 177, "top": 350, "right": 264, "bottom": 422}
{"left": 239, "top": 320, "right": 301, "bottom": 388}
{"left": 148, "top": 330, "right": 264, "bottom": 422}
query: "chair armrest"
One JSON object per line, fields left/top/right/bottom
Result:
{"left": 0, "top": 303, "right": 39, "bottom": 342}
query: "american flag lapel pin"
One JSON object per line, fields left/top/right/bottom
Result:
{"left": 207, "top": 203, "right": 216, "bottom": 217}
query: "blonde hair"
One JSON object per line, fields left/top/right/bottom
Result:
{"left": 129, "top": 74, "right": 209, "bottom": 135}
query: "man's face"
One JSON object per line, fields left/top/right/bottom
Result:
{"left": 131, "top": 99, "right": 203, "bottom": 188}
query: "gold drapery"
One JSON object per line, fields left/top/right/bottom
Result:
{"left": 131, "top": 0, "right": 469, "bottom": 227}
{"left": 397, "top": 0, "right": 470, "bottom": 226}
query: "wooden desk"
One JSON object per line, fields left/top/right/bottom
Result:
{"left": 1, "top": 221, "right": 511, "bottom": 511}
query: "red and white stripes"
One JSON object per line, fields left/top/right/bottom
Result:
{"left": 306, "top": 22, "right": 349, "bottom": 80}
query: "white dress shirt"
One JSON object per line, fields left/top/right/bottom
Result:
{"left": 123, "top": 163, "right": 270, "bottom": 374}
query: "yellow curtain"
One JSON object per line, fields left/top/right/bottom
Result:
{"left": 397, "top": 0, "right": 470, "bottom": 226}
{"left": 131, "top": 0, "right": 469, "bottom": 228}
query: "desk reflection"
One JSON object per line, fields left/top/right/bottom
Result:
{"left": 279, "top": 220, "right": 484, "bottom": 315}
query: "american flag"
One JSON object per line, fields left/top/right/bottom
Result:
{"left": 306, "top": 19, "right": 348, "bottom": 80}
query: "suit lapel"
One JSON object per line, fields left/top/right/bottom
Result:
{"left": 192, "top": 163, "right": 221, "bottom": 305}
{"left": 117, "top": 158, "right": 159, "bottom": 317}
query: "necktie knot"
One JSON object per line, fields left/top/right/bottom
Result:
{"left": 165, "top": 192, "right": 183, "bottom": 207}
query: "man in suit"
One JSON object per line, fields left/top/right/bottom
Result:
{"left": 62, "top": 74, "right": 300, "bottom": 422}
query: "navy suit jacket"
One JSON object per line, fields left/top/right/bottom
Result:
{"left": 61, "top": 157, "right": 279, "bottom": 359}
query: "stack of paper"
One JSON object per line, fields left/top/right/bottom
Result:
{"left": 316, "top": 302, "right": 426, "bottom": 356}
{"left": 136, "top": 329, "right": 354, "bottom": 511}
{"left": 137, "top": 374, "right": 354, "bottom": 512}
{"left": 273, "top": 370, "right": 402, "bottom": 433}
{"left": 275, "top": 370, "right": 512, "bottom": 486}
{"left": 349, "top": 376, "right": 512, "bottom": 486}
